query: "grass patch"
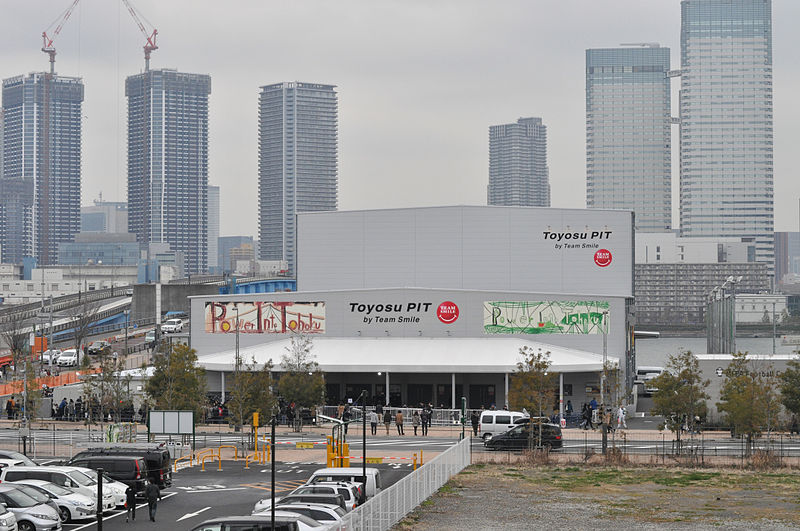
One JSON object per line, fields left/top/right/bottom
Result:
{"left": 652, "top": 471, "right": 720, "bottom": 487}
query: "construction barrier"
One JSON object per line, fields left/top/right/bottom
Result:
{"left": 0, "top": 368, "right": 100, "bottom": 396}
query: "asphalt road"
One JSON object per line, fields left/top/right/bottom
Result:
{"left": 61, "top": 461, "right": 413, "bottom": 530}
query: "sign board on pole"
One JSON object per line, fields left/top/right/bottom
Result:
{"left": 148, "top": 410, "right": 194, "bottom": 435}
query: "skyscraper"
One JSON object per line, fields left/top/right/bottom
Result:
{"left": 1, "top": 73, "right": 83, "bottom": 265}
{"left": 586, "top": 46, "right": 672, "bottom": 232}
{"left": 258, "top": 82, "right": 338, "bottom": 275}
{"left": 126, "top": 69, "right": 210, "bottom": 274}
{"left": 207, "top": 185, "right": 219, "bottom": 272}
{"left": 680, "top": 0, "right": 774, "bottom": 271}
{"left": 487, "top": 117, "right": 550, "bottom": 207}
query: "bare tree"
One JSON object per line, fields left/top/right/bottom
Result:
{"left": 0, "top": 314, "right": 30, "bottom": 377}
{"left": 69, "top": 302, "right": 102, "bottom": 353}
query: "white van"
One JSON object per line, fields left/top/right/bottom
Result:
{"left": 306, "top": 468, "right": 382, "bottom": 498}
{"left": 479, "top": 410, "right": 527, "bottom": 440}
{"left": 0, "top": 466, "right": 115, "bottom": 511}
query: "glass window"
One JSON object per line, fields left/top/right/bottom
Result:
{"left": 494, "top": 415, "right": 511, "bottom": 424}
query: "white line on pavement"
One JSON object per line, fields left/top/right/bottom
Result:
{"left": 70, "top": 491, "right": 178, "bottom": 530}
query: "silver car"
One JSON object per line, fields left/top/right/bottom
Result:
{"left": 0, "top": 484, "right": 60, "bottom": 531}
{"left": 0, "top": 504, "right": 16, "bottom": 531}
{"left": 11, "top": 480, "right": 94, "bottom": 524}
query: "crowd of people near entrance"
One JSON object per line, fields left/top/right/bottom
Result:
{"left": 336, "top": 402, "right": 439, "bottom": 436}
{"left": 3, "top": 393, "right": 146, "bottom": 423}
{"left": 577, "top": 398, "right": 628, "bottom": 431}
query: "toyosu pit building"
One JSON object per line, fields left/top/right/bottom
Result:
{"left": 190, "top": 206, "right": 635, "bottom": 413}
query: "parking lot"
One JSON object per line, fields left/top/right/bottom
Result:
{"left": 61, "top": 459, "right": 414, "bottom": 530}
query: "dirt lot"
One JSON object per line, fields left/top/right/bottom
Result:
{"left": 395, "top": 463, "right": 800, "bottom": 530}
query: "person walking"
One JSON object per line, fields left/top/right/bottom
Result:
{"left": 395, "top": 409, "right": 404, "bottom": 435}
{"left": 383, "top": 409, "right": 392, "bottom": 435}
{"left": 412, "top": 411, "right": 421, "bottom": 436}
{"left": 342, "top": 406, "right": 351, "bottom": 435}
{"left": 5, "top": 397, "right": 14, "bottom": 420}
{"left": 616, "top": 405, "right": 627, "bottom": 429}
{"left": 369, "top": 410, "right": 378, "bottom": 435}
{"left": 420, "top": 408, "right": 430, "bottom": 436}
{"left": 125, "top": 485, "right": 136, "bottom": 522}
{"left": 470, "top": 410, "right": 480, "bottom": 436}
{"left": 67, "top": 399, "right": 75, "bottom": 422}
{"left": 566, "top": 400, "right": 573, "bottom": 416}
{"left": 145, "top": 480, "right": 161, "bottom": 522}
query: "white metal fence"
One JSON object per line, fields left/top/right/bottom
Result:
{"left": 331, "top": 436, "right": 471, "bottom": 531}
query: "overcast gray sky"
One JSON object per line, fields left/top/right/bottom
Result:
{"left": 2, "top": 0, "right": 799, "bottom": 238}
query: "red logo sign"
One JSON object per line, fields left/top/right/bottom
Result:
{"left": 437, "top": 301, "right": 459, "bottom": 324}
{"left": 594, "top": 249, "right": 612, "bottom": 267}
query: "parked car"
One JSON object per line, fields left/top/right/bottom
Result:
{"left": 0, "top": 484, "right": 60, "bottom": 531}
{"left": 8, "top": 485, "right": 59, "bottom": 518}
{"left": 0, "top": 502, "right": 17, "bottom": 531}
{"left": 0, "top": 452, "right": 36, "bottom": 467}
{"left": 144, "top": 331, "right": 156, "bottom": 349}
{"left": 66, "top": 456, "right": 147, "bottom": 495}
{"left": 68, "top": 443, "right": 172, "bottom": 489}
{"left": 40, "top": 351, "right": 61, "bottom": 365}
{"left": 86, "top": 341, "right": 110, "bottom": 356}
{"left": 478, "top": 410, "right": 527, "bottom": 440}
{"left": 10, "top": 480, "right": 94, "bottom": 524}
{"left": 192, "top": 511, "right": 324, "bottom": 531}
{"left": 484, "top": 422, "right": 563, "bottom": 451}
{"left": 273, "top": 503, "right": 345, "bottom": 525}
{"left": 306, "top": 467, "right": 382, "bottom": 498}
{"left": 56, "top": 350, "right": 82, "bottom": 368}
{"left": 254, "top": 493, "right": 346, "bottom": 514}
{"left": 161, "top": 319, "right": 183, "bottom": 333}
{"left": 289, "top": 482, "right": 361, "bottom": 511}
{"left": 0, "top": 466, "right": 115, "bottom": 512}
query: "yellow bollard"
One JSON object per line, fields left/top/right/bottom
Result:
{"left": 420, "top": 449, "right": 423, "bottom": 466}
{"left": 341, "top": 443, "right": 350, "bottom": 468}
{"left": 413, "top": 453, "right": 418, "bottom": 471}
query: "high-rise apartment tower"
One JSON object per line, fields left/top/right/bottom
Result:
{"left": 126, "top": 69, "right": 210, "bottom": 274}
{"left": 258, "top": 82, "right": 338, "bottom": 275}
{"left": 679, "top": 0, "right": 774, "bottom": 271}
{"left": 488, "top": 117, "right": 550, "bottom": 207}
{"left": 586, "top": 46, "right": 672, "bottom": 232}
{"left": 1, "top": 73, "right": 83, "bottom": 265}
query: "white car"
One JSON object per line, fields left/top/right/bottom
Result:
{"left": 0, "top": 466, "right": 115, "bottom": 512}
{"left": 161, "top": 319, "right": 183, "bottom": 333}
{"left": 40, "top": 350, "right": 62, "bottom": 365}
{"left": 56, "top": 349, "right": 83, "bottom": 367}
{"left": 75, "top": 469, "right": 126, "bottom": 507}
{"left": 273, "top": 503, "right": 346, "bottom": 524}
{"left": 11, "top": 480, "right": 94, "bottom": 524}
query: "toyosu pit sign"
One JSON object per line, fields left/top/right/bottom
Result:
{"left": 205, "top": 301, "right": 326, "bottom": 334}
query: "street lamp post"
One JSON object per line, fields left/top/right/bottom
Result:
{"left": 124, "top": 310, "right": 129, "bottom": 358}
{"left": 360, "top": 389, "right": 367, "bottom": 495}
{"left": 773, "top": 301, "right": 777, "bottom": 355}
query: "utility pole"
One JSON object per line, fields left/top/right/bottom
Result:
{"left": 773, "top": 301, "right": 777, "bottom": 355}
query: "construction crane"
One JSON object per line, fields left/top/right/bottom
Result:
{"left": 121, "top": 0, "right": 158, "bottom": 71}
{"left": 41, "top": 0, "right": 82, "bottom": 74}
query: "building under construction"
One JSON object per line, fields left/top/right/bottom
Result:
{"left": 0, "top": 72, "right": 84, "bottom": 266}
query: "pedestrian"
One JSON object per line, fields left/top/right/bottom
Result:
{"left": 395, "top": 409, "right": 404, "bottom": 435}
{"left": 342, "top": 406, "right": 351, "bottom": 434}
{"left": 566, "top": 400, "right": 573, "bottom": 416}
{"left": 616, "top": 405, "right": 627, "bottom": 429}
{"left": 412, "top": 411, "right": 420, "bottom": 436}
{"left": 125, "top": 485, "right": 136, "bottom": 522}
{"left": 5, "top": 397, "right": 14, "bottom": 420}
{"left": 337, "top": 403, "right": 345, "bottom": 419}
{"left": 383, "top": 409, "right": 392, "bottom": 435}
{"left": 470, "top": 410, "right": 480, "bottom": 436}
{"left": 369, "top": 410, "right": 378, "bottom": 435}
{"left": 420, "top": 408, "right": 430, "bottom": 436}
{"left": 582, "top": 404, "right": 595, "bottom": 430}
{"left": 589, "top": 397, "right": 598, "bottom": 411}
{"left": 145, "top": 480, "right": 161, "bottom": 522}
{"left": 67, "top": 399, "right": 75, "bottom": 422}
{"left": 58, "top": 397, "right": 67, "bottom": 420}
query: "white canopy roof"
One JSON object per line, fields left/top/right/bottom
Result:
{"left": 196, "top": 337, "right": 615, "bottom": 374}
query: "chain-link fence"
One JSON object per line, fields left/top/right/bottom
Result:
{"left": 331, "top": 436, "right": 471, "bottom": 531}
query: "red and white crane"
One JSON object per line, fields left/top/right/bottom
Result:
{"left": 121, "top": 0, "right": 158, "bottom": 71}
{"left": 41, "top": 0, "right": 81, "bottom": 73}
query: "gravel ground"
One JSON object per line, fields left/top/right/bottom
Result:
{"left": 394, "top": 463, "right": 800, "bottom": 530}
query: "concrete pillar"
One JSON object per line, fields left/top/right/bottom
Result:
{"left": 504, "top": 373, "right": 509, "bottom": 408}
{"left": 385, "top": 372, "right": 390, "bottom": 405}
{"left": 559, "top": 373, "right": 564, "bottom": 419}
{"left": 221, "top": 372, "right": 226, "bottom": 403}
{"left": 451, "top": 373, "right": 456, "bottom": 409}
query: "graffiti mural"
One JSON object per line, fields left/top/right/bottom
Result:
{"left": 205, "top": 301, "right": 326, "bottom": 334}
{"left": 483, "top": 300, "right": 609, "bottom": 335}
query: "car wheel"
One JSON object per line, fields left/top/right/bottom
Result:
{"left": 482, "top": 433, "right": 491, "bottom": 441}
{"left": 59, "top": 506, "right": 71, "bottom": 523}
{"left": 18, "top": 521, "right": 35, "bottom": 531}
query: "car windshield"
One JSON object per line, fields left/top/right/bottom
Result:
{"left": 16, "top": 485, "right": 50, "bottom": 503}
{"left": 40, "top": 483, "right": 72, "bottom": 496}
{"left": 68, "top": 471, "right": 95, "bottom": 486}
{"left": 0, "top": 452, "right": 36, "bottom": 466}
{"left": 2, "top": 488, "right": 39, "bottom": 508}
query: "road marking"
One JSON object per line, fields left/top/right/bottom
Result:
{"left": 70, "top": 492, "right": 178, "bottom": 530}
{"left": 177, "top": 506, "right": 211, "bottom": 522}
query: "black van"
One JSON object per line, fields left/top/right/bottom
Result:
{"left": 68, "top": 443, "right": 172, "bottom": 488}
{"left": 68, "top": 455, "right": 148, "bottom": 493}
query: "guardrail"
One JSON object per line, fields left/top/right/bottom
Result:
{"left": 332, "top": 436, "right": 471, "bottom": 531}
{"left": 0, "top": 286, "right": 129, "bottom": 324}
